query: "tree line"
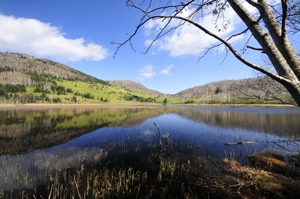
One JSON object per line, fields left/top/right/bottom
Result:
{"left": 0, "top": 84, "right": 26, "bottom": 96}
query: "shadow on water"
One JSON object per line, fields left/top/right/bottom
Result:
{"left": 0, "top": 105, "right": 300, "bottom": 198}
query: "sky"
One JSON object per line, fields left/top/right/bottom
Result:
{"left": 0, "top": 0, "right": 270, "bottom": 94}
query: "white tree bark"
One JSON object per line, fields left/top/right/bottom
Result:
{"left": 228, "top": 0, "right": 300, "bottom": 106}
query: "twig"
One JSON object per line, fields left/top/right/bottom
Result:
{"left": 153, "top": 122, "right": 161, "bottom": 145}
{"left": 272, "top": 141, "right": 292, "bottom": 152}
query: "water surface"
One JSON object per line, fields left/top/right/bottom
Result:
{"left": 0, "top": 105, "right": 299, "bottom": 193}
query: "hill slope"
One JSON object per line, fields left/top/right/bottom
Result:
{"left": 0, "top": 52, "right": 294, "bottom": 105}
{"left": 175, "top": 77, "right": 294, "bottom": 105}
{"left": 0, "top": 52, "right": 161, "bottom": 104}
{"left": 110, "top": 80, "right": 164, "bottom": 97}
{"left": 0, "top": 52, "right": 107, "bottom": 85}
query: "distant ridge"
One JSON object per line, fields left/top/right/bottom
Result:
{"left": 0, "top": 52, "right": 293, "bottom": 105}
{"left": 176, "top": 80, "right": 236, "bottom": 98}
{"left": 110, "top": 80, "right": 164, "bottom": 97}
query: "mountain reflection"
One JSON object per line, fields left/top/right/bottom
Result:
{"left": 0, "top": 106, "right": 166, "bottom": 155}
{"left": 0, "top": 105, "right": 300, "bottom": 194}
{"left": 175, "top": 107, "right": 300, "bottom": 136}
{"left": 0, "top": 105, "right": 299, "bottom": 156}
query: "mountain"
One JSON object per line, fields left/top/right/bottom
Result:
{"left": 176, "top": 80, "right": 235, "bottom": 98}
{"left": 0, "top": 52, "right": 107, "bottom": 85}
{"left": 0, "top": 52, "right": 294, "bottom": 105}
{"left": 175, "top": 77, "right": 294, "bottom": 105}
{"left": 0, "top": 52, "right": 160, "bottom": 104}
{"left": 109, "top": 80, "right": 164, "bottom": 97}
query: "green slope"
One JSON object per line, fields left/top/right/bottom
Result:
{"left": 0, "top": 52, "right": 169, "bottom": 104}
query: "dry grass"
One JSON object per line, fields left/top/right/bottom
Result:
{"left": 223, "top": 154, "right": 300, "bottom": 199}
{"left": 248, "top": 152, "right": 297, "bottom": 176}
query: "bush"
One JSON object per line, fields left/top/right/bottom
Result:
{"left": 66, "top": 88, "right": 73, "bottom": 93}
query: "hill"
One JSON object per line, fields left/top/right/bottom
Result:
{"left": 0, "top": 52, "right": 294, "bottom": 105}
{"left": 109, "top": 80, "right": 164, "bottom": 97}
{"left": 175, "top": 77, "right": 294, "bottom": 105}
{"left": 0, "top": 52, "right": 162, "bottom": 104}
{"left": 0, "top": 52, "right": 107, "bottom": 85}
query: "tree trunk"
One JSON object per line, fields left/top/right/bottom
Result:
{"left": 256, "top": 0, "right": 300, "bottom": 80}
{"left": 282, "top": 81, "right": 300, "bottom": 106}
{"left": 228, "top": 0, "right": 300, "bottom": 106}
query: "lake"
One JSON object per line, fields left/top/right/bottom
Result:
{"left": 0, "top": 105, "right": 300, "bottom": 198}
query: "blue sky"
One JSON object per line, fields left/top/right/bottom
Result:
{"left": 0, "top": 0, "right": 267, "bottom": 94}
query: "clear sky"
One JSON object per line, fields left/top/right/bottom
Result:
{"left": 0, "top": 0, "right": 268, "bottom": 94}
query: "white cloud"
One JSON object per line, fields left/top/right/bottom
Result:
{"left": 143, "top": 4, "right": 247, "bottom": 57}
{"left": 0, "top": 14, "right": 109, "bottom": 61}
{"left": 138, "top": 64, "right": 156, "bottom": 79}
{"left": 160, "top": 64, "right": 173, "bottom": 75}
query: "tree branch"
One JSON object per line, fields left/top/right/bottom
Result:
{"left": 113, "top": 0, "right": 197, "bottom": 58}
{"left": 156, "top": 15, "right": 291, "bottom": 85}
{"left": 281, "top": 0, "right": 287, "bottom": 40}
{"left": 246, "top": 45, "right": 265, "bottom": 53}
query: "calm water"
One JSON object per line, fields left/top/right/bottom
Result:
{"left": 0, "top": 105, "right": 300, "bottom": 192}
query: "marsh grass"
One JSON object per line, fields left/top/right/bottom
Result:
{"left": 248, "top": 152, "right": 297, "bottom": 177}
{"left": 223, "top": 155, "right": 300, "bottom": 199}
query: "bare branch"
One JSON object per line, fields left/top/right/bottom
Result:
{"left": 116, "top": 0, "right": 300, "bottom": 106}
{"left": 230, "top": 75, "right": 297, "bottom": 106}
{"left": 114, "top": 0, "right": 198, "bottom": 58}
{"left": 246, "top": 45, "right": 265, "bottom": 53}
{"left": 197, "top": 42, "right": 222, "bottom": 62}
{"left": 159, "top": 15, "right": 292, "bottom": 85}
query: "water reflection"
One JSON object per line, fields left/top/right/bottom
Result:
{"left": 175, "top": 106, "right": 300, "bottom": 136}
{"left": 0, "top": 105, "right": 300, "bottom": 194}
{"left": 0, "top": 106, "right": 165, "bottom": 155}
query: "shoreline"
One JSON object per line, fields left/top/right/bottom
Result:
{"left": 0, "top": 103, "right": 296, "bottom": 110}
{"left": 0, "top": 103, "right": 155, "bottom": 109}
{"left": 179, "top": 103, "right": 296, "bottom": 107}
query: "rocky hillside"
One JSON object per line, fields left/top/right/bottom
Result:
{"left": 0, "top": 52, "right": 107, "bottom": 85}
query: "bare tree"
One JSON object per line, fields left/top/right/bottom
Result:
{"left": 114, "top": 0, "right": 300, "bottom": 106}
{"left": 230, "top": 75, "right": 296, "bottom": 104}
